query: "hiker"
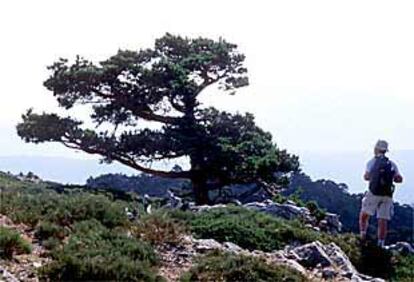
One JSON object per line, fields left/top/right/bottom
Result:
{"left": 359, "top": 140, "right": 403, "bottom": 247}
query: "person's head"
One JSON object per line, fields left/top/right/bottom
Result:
{"left": 374, "top": 140, "right": 389, "bottom": 156}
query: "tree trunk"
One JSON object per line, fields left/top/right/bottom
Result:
{"left": 192, "top": 177, "right": 209, "bottom": 205}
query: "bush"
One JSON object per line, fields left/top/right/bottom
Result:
{"left": 0, "top": 227, "right": 32, "bottom": 259}
{"left": 392, "top": 254, "right": 414, "bottom": 282}
{"left": 43, "top": 193, "right": 128, "bottom": 228}
{"left": 42, "top": 237, "right": 61, "bottom": 250}
{"left": 180, "top": 251, "right": 307, "bottom": 282}
{"left": 132, "top": 211, "right": 187, "bottom": 246}
{"left": 169, "top": 206, "right": 320, "bottom": 252}
{"left": 39, "top": 220, "right": 160, "bottom": 281}
{"left": 1, "top": 188, "right": 128, "bottom": 229}
{"left": 35, "top": 221, "right": 66, "bottom": 241}
{"left": 305, "top": 201, "right": 326, "bottom": 222}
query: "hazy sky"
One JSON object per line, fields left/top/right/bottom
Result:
{"left": 1, "top": 0, "right": 413, "bottom": 159}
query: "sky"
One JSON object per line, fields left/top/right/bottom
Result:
{"left": 0, "top": 0, "right": 413, "bottom": 160}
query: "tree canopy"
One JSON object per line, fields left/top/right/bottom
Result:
{"left": 17, "top": 34, "right": 299, "bottom": 204}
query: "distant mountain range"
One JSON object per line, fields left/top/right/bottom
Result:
{"left": 0, "top": 150, "right": 412, "bottom": 204}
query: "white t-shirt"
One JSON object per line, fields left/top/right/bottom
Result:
{"left": 366, "top": 157, "right": 400, "bottom": 176}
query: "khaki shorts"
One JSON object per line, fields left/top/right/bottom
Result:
{"left": 361, "top": 191, "right": 394, "bottom": 220}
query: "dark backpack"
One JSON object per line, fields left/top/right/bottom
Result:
{"left": 369, "top": 156, "right": 395, "bottom": 196}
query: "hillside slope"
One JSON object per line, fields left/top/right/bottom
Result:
{"left": 1, "top": 171, "right": 413, "bottom": 281}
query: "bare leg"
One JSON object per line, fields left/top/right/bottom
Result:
{"left": 378, "top": 218, "right": 388, "bottom": 246}
{"left": 359, "top": 212, "right": 370, "bottom": 240}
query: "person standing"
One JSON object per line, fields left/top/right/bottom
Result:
{"left": 359, "top": 140, "right": 403, "bottom": 247}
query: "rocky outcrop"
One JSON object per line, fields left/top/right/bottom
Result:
{"left": 244, "top": 199, "right": 316, "bottom": 223}
{"left": 386, "top": 241, "right": 414, "bottom": 255}
{"left": 186, "top": 199, "right": 343, "bottom": 234}
{"left": 160, "top": 236, "right": 385, "bottom": 282}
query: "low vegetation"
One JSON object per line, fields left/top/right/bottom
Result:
{"left": 39, "top": 220, "right": 160, "bottom": 282}
{"left": 168, "top": 206, "right": 414, "bottom": 281}
{"left": 0, "top": 226, "right": 32, "bottom": 259}
{"left": 1, "top": 189, "right": 129, "bottom": 229}
{"left": 132, "top": 211, "right": 187, "bottom": 246}
{"left": 180, "top": 251, "right": 307, "bottom": 282}
{"left": 1, "top": 173, "right": 413, "bottom": 281}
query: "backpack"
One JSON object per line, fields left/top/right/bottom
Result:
{"left": 369, "top": 156, "right": 395, "bottom": 196}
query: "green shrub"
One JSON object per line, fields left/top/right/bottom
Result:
{"left": 43, "top": 193, "right": 128, "bottom": 228}
{"left": 272, "top": 193, "right": 287, "bottom": 204}
{"left": 35, "top": 221, "right": 66, "bottom": 241}
{"left": 392, "top": 254, "right": 414, "bottom": 282}
{"left": 132, "top": 211, "right": 187, "bottom": 246}
{"left": 1, "top": 188, "right": 128, "bottom": 229}
{"left": 42, "top": 237, "right": 61, "bottom": 250}
{"left": 39, "top": 220, "right": 159, "bottom": 281}
{"left": 0, "top": 227, "right": 32, "bottom": 259}
{"left": 180, "top": 251, "right": 307, "bottom": 282}
{"left": 169, "top": 206, "right": 320, "bottom": 252}
{"left": 305, "top": 201, "right": 326, "bottom": 222}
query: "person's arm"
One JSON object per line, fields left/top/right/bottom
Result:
{"left": 364, "top": 171, "right": 370, "bottom": 181}
{"left": 394, "top": 174, "right": 403, "bottom": 183}
{"left": 392, "top": 162, "right": 403, "bottom": 183}
{"left": 364, "top": 160, "right": 372, "bottom": 181}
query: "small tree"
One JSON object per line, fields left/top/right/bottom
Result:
{"left": 17, "top": 34, "right": 299, "bottom": 204}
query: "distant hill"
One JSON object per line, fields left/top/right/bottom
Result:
{"left": 1, "top": 152, "right": 412, "bottom": 204}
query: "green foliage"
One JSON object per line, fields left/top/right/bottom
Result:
{"left": 287, "top": 188, "right": 305, "bottom": 207}
{"left": 169, "top": 206, "right": 320, "bottom": 252}
{"left": 305, "top": 201, "right": 326, "bottom": 222}
{"left": 0, "top": 227, "right": 32, "bottom": 259}
{"left": 392, "top": 254, "right": 414, "bottom": 282}
{"left": 169, "top": 206, "right": 367, "bottom": 269}
{"left": 16, "top": 34, "right": 299, "bottom": 204}
{"left": 1, "top": 183, "right": 128, "bottom": 229}
{"left": 35, "top": 221, "right": 66, "bottom": 241}
{"left": 132, "top": 211, "right": 187, "bottom": 246}
{"left": 272, "top": 193, "right": 286, "bottom": 204}
{"left": 272, "top": 193, "right": 327, "bottom": 222}
{"left": 39, "top": 220, "right": 160, "bottom": 282}
{"left": 180, "top": 251, "right": 306, "bottom": 282}
{"left": 42, "top": 237, "right": 61, "bottom": 250}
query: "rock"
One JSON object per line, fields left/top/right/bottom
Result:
{"left": 32, "top": 261, "right": 42, "bottom": 268}
{"left": 223, "top": 242, "right": 244, "bottom": 253}
{"left": 322, "top": 267, "right": 337, "bottom": 279}
{"left": 287, "top": 241, "right": 385, "bottom": 282}
{"left": 243, "top": 200, "right": 314, "bottom": 223}
{"left": 323, "top": 243, "right": 355, "bottom": 274}
{"left": 386, "top": 241, "right": 414, "bottom": 255}
{"left": 166, "top": 190, "right": 183, "bottom": 209}
{"left": 0, "top": 266, "right": 20, "bottom": 282}
{"left": 325, "top": 213, "right": 342, "bottom": 229}
{"left": 290, "top": 241, "right": 333, "bottom": 268}
{"left": 193, "top": 239, "right": 223, "bottom": 252}
{"left": 160, "top": 235, "right": 385, "bottom": 282}
{"left": 189, "top": 204, "right": 227, "bottom": 213}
